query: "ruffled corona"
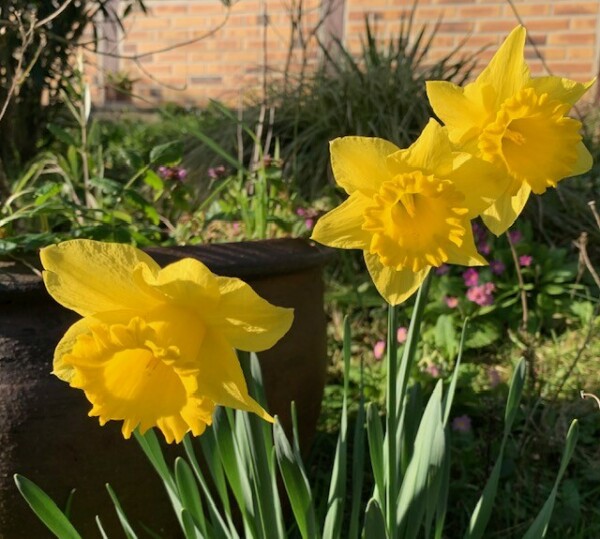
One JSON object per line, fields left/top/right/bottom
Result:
{"left": 362, "top": 171, "right": 469, "bottom": 272}
{"left": 478, "top": 87, "right": 582, "bottom": 194}
{"left": 62, "top": 315, "right": 213, "bottom": 443}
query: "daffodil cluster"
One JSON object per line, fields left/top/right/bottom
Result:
{"left": 311, "top": 25, "right": 593, "bottom": 305}
{"left": 41, "top": 240, "right": 293, "bottom": 443}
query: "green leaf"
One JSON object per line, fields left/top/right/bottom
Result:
{"left": 366, "top": 403, "right": 385, "bottom": 507}
{"left": 106, "top": 483, "right": 138, "bottom": 539}
{"left": 174, "top": 457, "right": 207, "bottom": 535}
{"left": 442, "top": 318, "right": 468, "bottom": 427}
{"left": 397, "top": 381, "right": 446, "bottom": 539}
{"left": 362, "top": 498, "right": 387, "bottom": 539}
{"left": 504, "top": 358, "right": 526, "bottom": 432}
{"left": 47, "top": 123, "right": 78, "bottom": 147}
{"left": 323, "top": 497, "right": 343, "bottom": 539}
{"left": 522, "top": 420, "right": 579, "bottom": 539}
{"left": 464, "top": 358, "right": 526, "bottom": 539}
{"left": 150, "top": 141, "right": 183, "bottom": 165}
{"left": 273, "top": 419, "right": 318, "bottom": 539}
{"left": 13, "top": 474, "right": 82, "bottom": 539}
{"left": 143, "top": 169, "right": 165, "bottom": 192}
{"left": 464, "top": 320, "right": 501, "bottom": 349}
{"left": 434, "top": 314, "right": 458, "bottom": 358}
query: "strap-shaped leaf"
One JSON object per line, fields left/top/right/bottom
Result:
{"left": 522, "top": 420, "right": 579, "bottom": 539}
{"left": 464, "top": 357, "right": 527, "bottom": 539}
{"left": 106, "top": 483, "right": 138, "bottom": 539}
{"left": 362, "top": 498, "right": 387, "bottom": 539}
{"left": 175, "top": 457, "right": 207, "bottom": 536}
{"left": 397, "top": 381, "right": 445, "bottom": 539}
{"left": 13, "top": 474, "right": 82, "bottom": 539}
{"left": 273, "top": 419, "right": 318, "bottom": 539}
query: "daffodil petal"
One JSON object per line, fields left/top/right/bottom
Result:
{"left": 570, "top": 141, "right": 593, "bottom": 177}
{"left": 310, "top": 192, "right": 372, "bottom": 250}
{"left": 196, "top": 329, "right": 273, "bottom": 422}
{"left": 426, "top": 81, "right": 486, "bottom": 143}
{"left": 330, "top": 137, "right": 399, "bottom": 196}
{"left": 476, "top": 25, "right": 529, "bottom": 106}
{"left": 445, "top": 225, "right": 487, "bottom": 266}
{"left": 481, "top": 181, "right": 531, "bottom": 236}
{"left": 134, "top": 258, "right": 221, "bottom": 308}
{"left": 449, "top": 152, "right": 513, "bottom": 217}
{"left": 40, "top": 240, "right": 161, "bottom": 317}
{"left": 528, "top": 76, "right": 595, "bottom": 107}
{"left": 53, "top": 317, "right": 94, "bottom": 382}
{"left": 388, "top": 119, "right": 454, "bottom": 177}
{"left": 205, "top": 277, "right": 293, "bottom": 352}
{"left": 364, "top": 252, "right": 430, "bottom": 305}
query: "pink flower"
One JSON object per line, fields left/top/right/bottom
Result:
{"left": 519, "top": 255, "right": 533, "bottom": 267}
{"left": 159, "top": 165, "right": 188, "bottom": 181}
{"left": 466, "top": 282, "right": 495, "bottom": 306}
{"left": 452, "top": 414, "right": 472, "bottom": 433}
{"left": 463, "top": 268, "right": 479, "bottom": 287}
{"left": 305, "top": 219, "right": 314, "bottom": 230}
{"left": 232, "top": 221, "right": 241, "bottom": 233}
{"left": 508, "top": 230, "right": 523, "bottom": 244}
{"left": 208, "top": 165, "right": 226, "bottom": 179}
{"left": 490, "top": 260, "right": 505, "bottom": 275}
{"left": 478, "top": 242, "right": 491, "bottom": 255}
{"left": 426, "top": 363, "right": 440, "bottom": 378}
{"left": 397, "top": 326, "right": 408, "bottom": 344}
{"left": 373, "top": 340, "right": 386, "bottom": 360}
{"left": 445, "top": 296, "right": 459, "bottom": 308}
{"left": 435, "top": 264, "right": 450, "bottom": 276}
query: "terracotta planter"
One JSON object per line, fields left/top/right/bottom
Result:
{"left": 0, "top": 238, "right": 333, "bottom": 538}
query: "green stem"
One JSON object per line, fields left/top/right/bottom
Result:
{"left": 385, "top": 302, "right": 399, "bottom": 537}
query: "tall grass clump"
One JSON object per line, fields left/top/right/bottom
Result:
{"left": 186, "top": 16, "right": 475, "bottom": 199}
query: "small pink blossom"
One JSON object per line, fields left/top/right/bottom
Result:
{"left": 373, "top": 340, "right": 386, "bottom": 360}
{"left": 519, "top": 255, "right": 533, "bottom": 267}
{"left": 463, "top": 268, "right": 479, "bottom": 287}
{"left": 508, "top": 230, "right": 523, "bottom": 244}
{"left": 466, "top": 282, "right": 495, "bottom": 306}
{"left": 208, "top": 165, "right": 226, "bottom": 179}
{"left": 159, "top": 165, "right": 188, "bottom": 181}
{"left": 397, "top": 326, "right": 408, "bottom": 344}
{"left": 478, "top": 242, "right": 491, "bottom": 255}
{"left": 304, "top": 219, "right": 314, "bottom": 230}
{"left": 445, "top": 296, "right": 459, "bottom": 309}
{"left": 426, "top": 363, "right": 440, "bottom": 378}
{"left": 232, "top": 221, "right": 241, "bottom": 233}
{"left": 490, "top": 260, "right": 505, "bottom": 275}
{"left": 435, "top": 264, "right": 450, "bottom": 276}
{"left": 452, "top": 414, "right": 472, "bottom": 433}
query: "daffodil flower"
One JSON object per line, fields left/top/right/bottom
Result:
{"left": 426, "top": 25, "right": 594, "bottom": 235}
{"left": 311, "top": 119, "right": 506, "bottom": 305}
{"left": 40, "top": 240, "right": 293, "bottom": 443}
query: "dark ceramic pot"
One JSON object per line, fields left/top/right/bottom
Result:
{"left": 0, "top": 238, "right": 333, "bottom": 538}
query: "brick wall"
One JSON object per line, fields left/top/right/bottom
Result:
{"left": 88, "top": 0, "right": 600, "bottom": 106}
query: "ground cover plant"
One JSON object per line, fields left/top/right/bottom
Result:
{"left": 1, "top": 4, "right": 600, "bottom": 537}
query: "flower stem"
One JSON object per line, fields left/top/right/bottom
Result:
{"left": 385, "top": 301, "right": 399, "bottom": 537}
{"left": 506, "top": 232, "right": 528, "bottom": 330}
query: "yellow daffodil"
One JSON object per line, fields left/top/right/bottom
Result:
{"left": 311, "top": 119, "right": 507, "bottom": 305}
{"left": 426, "top": 25, "right": 594, "bottom": 235}
{"left": 40, "top": 239, "right": 293, "bottom": 443}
